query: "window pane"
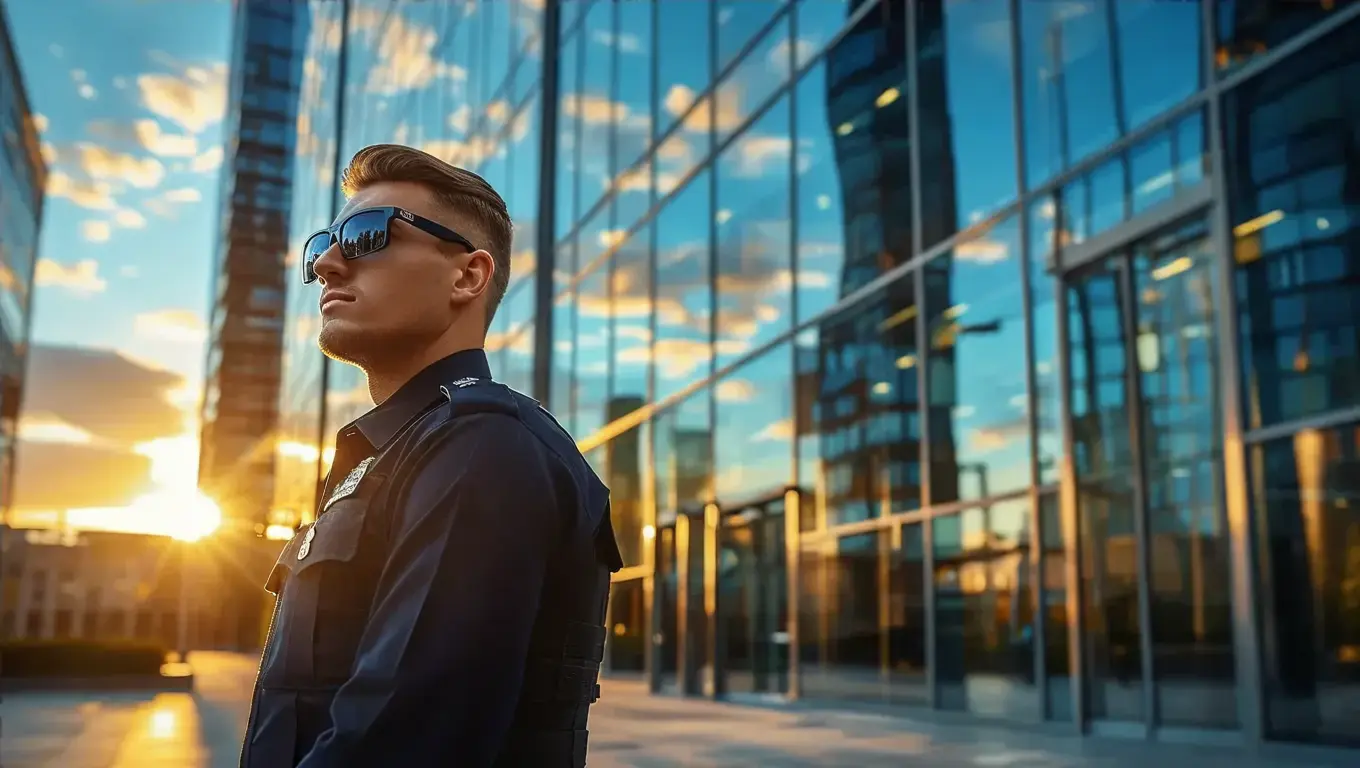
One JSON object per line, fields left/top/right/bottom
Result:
{"left": 1227, "top": 19, "right": 1360, "bottom": 429}
{"left": 795, "top": 2, "right": 912, "bottom": 320}
{"left": 1114, "top": 1, "right": 1200, "bottom": 130}
{"left": 797, "top": 270, "right": 921, "bottom": 530}
{"left": 1216, "top": 0, "right": 1340, "bottom": 73}
{"left": 614, "top": 0, "right": 653, "bottom": 188}
{"left": 606, "top": 577, "right": 646, "bottom": 672}
{"left": 606, "top": 421, "right": 649, "bottom": 570}
{"left": 655, "top": 393, "right": 713, "bottom": 525}
{"left": 611, "top": 224, "right": 652, "bottom": 406}
{"left": 1040, "top": 493, "right": 1072, "bottom": 721}
{"left": 1028, "top": 197, "right": 1062, "bottom": 486}
{"left": 1252, "top": 423, "right": 1360, "bottom": 746}
{"left": 716, "top": 96, "right": 792, "bottom": 369}
{"left": 575, "top": 260, "right": 610, "bottom": 438}
{"left": 576, "top": 0, "right": 614, "bottom": 216}
{"left": 715, "top": 15, "right": 790, "bottom": 145}
{"left": 933, "top": 499, "right": 1038, "bottom": 718}
{"left": 915, "top": 0, "right": 1019, "bottom": 249}
{"left": 794, "top": 0, "right": 851, "bottom": 70}
{"left": 655, "top": 173, "right": 713, "bottom": 401}
{"left": 555, "top": 31, "right": 581, "bottom": 240}
{"left": 657, "top": 0, "right": 713, "bottom": 141}
{"left": 716, "top": 0, "right": 785, "bottom": 74}
{"left": 714, "top": 342, "right": 793, "bottom": 505}
{"left": 1019, "top": 0, "right": 1118, "bottom": 189}
{"left": 797, "top": 532, "right": 884, "bottom": 702}
{"left": 925, "top": 216, "right": 1031, "bottom": 505}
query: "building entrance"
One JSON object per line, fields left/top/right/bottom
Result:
{"left": 1062, "top": 212, "right": 1239, "bottom": 736}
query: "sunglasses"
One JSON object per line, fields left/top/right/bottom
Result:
{"left": 300, "top": 206, "right": 478, "bottom": 284}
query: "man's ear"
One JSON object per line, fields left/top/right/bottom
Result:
{"left": 450, "top": 249, "right": 494, "bottom": 303}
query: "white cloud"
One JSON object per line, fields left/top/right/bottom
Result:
{"left": 35, "top": 259, "right": 107, "bottom": 295}
{"left": 78, "top": 144, "right": 165, "bottom": 189}
{"left": 137, "top": 62, "right": 228, "bottom": 133}
{"left": 46, "top": 172, "right": 117, "bottom": 210}
{"left": 361, "top": 10, "right": 467, "bottom": 95}
{"left": 134, "top": 309, "right": 206, "bottom": 343}
{"left": 134, "top": 119, "right": 198, "bottom": 157}
{"left": 31, "top": 114, "right": 48, "bottom": 134}
{"left": 114, "top": 209, "right": 146, "bottom": 229}
{"left": 190, "top": 146, "right": 223, "bottom": 172}
{"left": 78, "top": 84, "right": 96, "bottom": 100}
{"left": 163, "top": 188, "right": 201, "bottom": 203}
{"left": 81, "top": 221, "right": 112, "bottom": 243}
{"left": 120, "top": 265, "right": 139, "bottom": 278}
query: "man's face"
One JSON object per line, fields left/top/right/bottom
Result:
{"left": 312, "top": 181, "right": 474, "bottom": 368}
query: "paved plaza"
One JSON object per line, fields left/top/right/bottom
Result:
{"left": 0, "top": 652, "right": 1351, "bottom": 767}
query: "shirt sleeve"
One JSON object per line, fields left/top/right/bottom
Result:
{"left": 296, "top": 413, "right": 563, "bottom": 768}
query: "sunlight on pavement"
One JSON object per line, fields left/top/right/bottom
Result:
{"left": 110, "top": 693, "right": 206, "bottom": 768}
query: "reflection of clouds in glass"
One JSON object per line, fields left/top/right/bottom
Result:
{"left": 752, "top": 418, "right": 794, "bottom": 442}
{"left": 592, "top": 29, "right": 645, "bottom": 54}
{"left": 663, "top": 85, "right": 744, "bottom": 133}
{"left": 733, "top": 134, "right": 792, "bottom": 177}
{"left": 716, "top": 378, "right": 754, "bottom": 402}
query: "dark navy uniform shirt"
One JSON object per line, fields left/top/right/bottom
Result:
{"left": 240, "top": 349, "right": 620, "bottom": 767}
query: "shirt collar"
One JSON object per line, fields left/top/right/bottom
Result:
{"left": 348, "top": 348, "right": 492, "bottom": 450}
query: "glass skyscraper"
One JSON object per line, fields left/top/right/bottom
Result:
{"left": 271, "top": 0, "right": 1360, "bottom": 755}
{"left": 0, "top": 0, "right": 45, "bottom": 518}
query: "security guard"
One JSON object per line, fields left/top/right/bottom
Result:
{"left": 239, "top": 144, "right": 623, "bottom": 767}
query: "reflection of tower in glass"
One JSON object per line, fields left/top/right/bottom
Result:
{"left": 914, "top": 0, "right": 961, "bottom": 505}
{"left": 1227, "top": 39, "right": 1360, "bottom": 709}
{"left": 606, "top": 396, "right": 645, "bottom": 566}
{"left": 806, "top": 0, "right": 955, "bottom": 523}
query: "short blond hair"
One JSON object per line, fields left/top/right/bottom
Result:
{"left": 341, "top": 144, "right": 512, "bottom": 327}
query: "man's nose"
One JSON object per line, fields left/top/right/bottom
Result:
{"left": 311, "top": 240, "right": 347, "bottom": 284}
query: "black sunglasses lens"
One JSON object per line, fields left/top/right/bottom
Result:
{"left": 302, "top": 232, "right": 331, "bottom": 284}
{"left": 339, "top": 209, "right": 390, "bottom": 260}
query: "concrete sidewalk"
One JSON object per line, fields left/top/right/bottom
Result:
{"left": 587, "top": 680, "right": 1349, "bottom": 767}
{"left": 0, "top": 654, "right": 1350, "bottom": 767}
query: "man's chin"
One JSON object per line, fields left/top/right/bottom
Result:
{"left": 317, "top": 324, "right": 368, "bottom": 366}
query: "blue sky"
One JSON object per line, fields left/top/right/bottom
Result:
{"left": 6, "top": 0, "right": 231, "bottom": 533}
{"left": 10, "top": 0, "right": 230, "bottom": 385}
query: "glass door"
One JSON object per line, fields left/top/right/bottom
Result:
{"left": 654, "top": 523, "right": 679, "bottom": 693}
{"left": 717, "top": 499, "right": 790, "bottom": 698}
{"left": 1064, "top": 215, "right": 1239, "bottom": 735}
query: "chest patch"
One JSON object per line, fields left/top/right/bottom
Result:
{"left": 324, "top": 456, "right": 375, "bottom": 511}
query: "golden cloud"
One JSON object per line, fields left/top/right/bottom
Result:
{"left": 191, "top": 145, "right": 223, "bottom": 173}
{"left": 78, "top": 144, "right": 165, "bottom": 188}
{"left": 114, "top": 209, "right": 147, "bottom": 229}
{"left": 137, "top": 61, "right": 228, "bottom": 133}
{"left": 134, "top": 119, "right": 198, "bottom": 157}
{"left": 81, "top": 221, "right": 112, "bottom": 243}
{"left": 46, "top": 171, "right": 116, "bottom": 210}
{"left": 35, "top": 258, "right": 106, "bottom": 294}
{"left": 133, "top": 308, "right": 206, "bottom": 343}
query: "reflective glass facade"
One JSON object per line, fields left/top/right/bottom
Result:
{"left": 273, "top": 0, "right": 546, "bottom": 530}
{"left": 200, "top": 0, "right": 305, "bottom": 528}
{"left": 269, "top": 0, "right": 1360, "bottom": 753}
{"left": 0, "top": 2, "right": 44, "bottom": 517}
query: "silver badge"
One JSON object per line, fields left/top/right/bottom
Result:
{"left": 297, "top": 525, "right": 316, "bottom": 561}
{"left": 324, "top": 456, "right": 375, "bottom": 511}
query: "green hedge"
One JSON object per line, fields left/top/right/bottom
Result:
{"left": 1, "top": 640, "right": 169, "bottom": 678}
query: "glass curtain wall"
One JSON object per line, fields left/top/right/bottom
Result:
{"left": 553, "top": 0, "right": 1360, "bottom": 755}
{"left": 272, "top": 0, "right": 546, "bottom": 529}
